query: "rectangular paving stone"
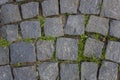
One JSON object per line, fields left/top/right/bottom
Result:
{"left": 60, "top": 63, "right": 79, "bottom": 80}
{"left": 37, "top": 62, "right": 58, "bottom": 80}
{"left": 0, "top": 65, "right": 13, "bottom": 80}
{"left": 60, "top": 0, "right": 79, "bottom": 14}
{"left": 56, "top": 38, "right": 78, "bottom": 60}
{"left": 20, "top": 21, "right": 41, "bottom": 39}
{"left": 21, "top": 2, "right": 39, "bottom": 19}
{"left": 1, "top": 4, "right": 21, "bottom": 24}
{"left": 79, "top": 0, "right": 102, "bottom": 14}
{"left": 84, "top": 38, "right": 104, "bottom": 58}
{"left": 41, "top": 0, "right": 59, "bottom": 17}
{"left": 10, "top": 42, "right": 36, "bottom": 64}
{"left": 101, "top": 0, "right": 120, "bottom": 19}
{"left": 106, "top": 41, "right": 120, "bottom": 63}
{"left": 0, "top": 0, "right": 13, "bottom": 5}
{"left": 13, "top": 66, "right": 37, "bottom": 80}
{"left": 44, "top": 17, "right": 64, "bottom": 37}
{"left": 99, "top": 61, "right": 118, "bottom": 80}
{"left": 0, "top": 24, "right": 18, "bottom": 42}
{"left": 64, "top": 15, "right": 84, "bottom": 35}
{"left": 36, "top": 40, "right": 54, "bottom": 60}
{"left": 81, "top": 62, "right": 98, "bottom": 80}
{"left": 86, "top": 15, "right": 109, "bottom": 36}
{"left": 0, "top": 47, "right": 9, "bottom": 65}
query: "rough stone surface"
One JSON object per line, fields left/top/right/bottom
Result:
{"left": 99, "top": 61, "right": 118, "bottom": 80}
{"left": 13, "top": 66, "right": 37, "bottom": 80}
{"left": 56, "top": 38, "right": 78, "bottom": 60}
{"left": 79, "top": 0, "right": 102, "bottom": 14}
{"left": 20, "top": 21, "right": 41, "bottom": 39}
{"left": 37, "top": 62, "right": 58, "bottom": 80}
{"left": 101, "top": 0, "right": 120, "bottom": 19}
{"left": 0, "top": 47, "right": 9, "bottom": 65}
{"left": 0, "top": 24, "right": 18, "bottom": 42}
{"left": 64, "top": 15, "right": 84, "bottom": 35}
{"left": 42, "top": 0, "right": 59, "bottom": 17}
{"left": 36, "top": 40, "right": 54, "bottom": 60}
{"left": 21, "top": 2, "right": 39, "bottom": 19}
{"left": 84, "top": 38, "right": 104, "bottom": 58}
{"left": 106, "top": 41, "right": 120, "bottom": 63}
{"left": 86, "top": 15, "right": 109, "bottom": 36}
{"left": 0, "top": 0, "right": 12, "bottom": 5}
{"left": 1, "top": 4, "right": 21, "bottom": 24}
{"left": 0, "top": 65, "right": 13, "bottom": 80}
{"left": 60, "top": 0, "right": 79, "bottom": 14}
{"left": 44, "top": 17, "right": 64, "bottom": 37}
{"left": 10, "top": 42, "right": 36, "bottom": 64}
{"left": 16, "top": 0, "right": 23, "bottom": 2}
{"left": 60, "top": 63, "right": 79, "bottom": 80}
{"left": 81, "top": 62, "right": 98, "bottom": 80}
{"left": 110, "top": 20, "right": 120, "bottom": 38}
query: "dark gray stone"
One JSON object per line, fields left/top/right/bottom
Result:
{"left": 64, "top": 15, "right": 85, "bottom": 35}
{"left": 36, "top": 40, "right": 54, "bottom": 60}
{"left": 37, "top": 62, "right": 58, "bottom": 80}
{"left": 16, "top": 0, "right": 23, "bottom": 2}
{"left": 42, "top": 0, "right": 59, "bottom": 17}
{"left": 60, "top": 0, "right": 79, "bottom": 14}
{"left": 0, "top": 65, "right": 13, "bottom": 80}
{"left": 13, "top": 66, "right": 37, "bottom": 80}
{"left": 0, "top": 47, "right": 9, "bottom": 65}
{"left": 1, "top": 4, "right": 21, "bottom": 24}
{"left": 21, "top": 2, "right": 39, "bottom": 19}
{"left": 84, "top": 38, "right": 104, "bottom": 58}
{"left": 106, "top": 41, "right": 120, "bottom": 63}
{"left": 10, "top": 42, "right": 36, "bottom": 64}
{"left": 0, "top": 0, "right": 13, "bottom": 5}
{"left": 101, "top": 0, "right": 120, "bottom": 19}
{"left": 110, "top": 20, "right": 120, "bottom": 38}
{"left": 0, "top": 24, "right": 18, "bottom": 42}
{"left": 20, "top": 21, "right": 41, "bottom": 39}
{"left": 79, "top": 0, "right": 102, "bottom": 14}
{"left": 81, "top": 62, "right": 98, "bottom": 80}
{"left": 86, "top": 15, "right": 109, "bottom": 36}
{"left": 56, "top": 38, "right": 78, "bottom": 60}
{"left": 44, "top": 17, "right": 64, "bottom": 37}
{"left": 99, "top": 61, "right": 118, "bottom": 80}
{"left": 60, "top": 63, "right": 79, "bottom": 80}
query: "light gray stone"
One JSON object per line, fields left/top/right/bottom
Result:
{"left": 64, "top": 15, "right": 84, "bottom": 35}
{"left": 13, "top": 66, "right": 37, "bottom": 80}
{"left": 44, "top": 17, "right": 64, "bottom": 37}
{"left": 81, "top": 62, "right": 98, "bottom": 80}
{"left": 37, "top": 62, "right": 58, "bottom": 80}
{"left": 84, "top": 38, "right": 104, "bottom": 58}
{"left": 36, "top": 40, "right": 54, "bottom": 60}
{"left": 86, "top": 15, "right": 109, "bottom": 36}
{"left": 20, "top": 21, "right": 41, "bottom": 39}
{"left": 79, "top": 0, "right": 102, "bottom": 14}
{"left": 1, "top": 4, "right": 21, "bottom": 24}
{"left": 0, "top": 65, "right": 13, "bottom": 80}
{"left": 60, "top": 0, "right": 79, "bottom": 14}
{"left": 60, "top": 63, "right": 79, "bottom": 80}
{"left": 99, "top": 61, "right": 118, "bottom": 80}
{"left": 56, "top": 38, "right": 78, "bottom": 60}
{"left": 0, "top": 0, "right": 13, "bottom": 5}
{"left": 42, "top": 0, "right": 59, "bottom": 17}
{"left": 10, "top": 42, "right": 36, "bottom": 64}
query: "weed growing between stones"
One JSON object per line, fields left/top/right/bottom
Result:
{"left": 0, "top": 39, "right": 11, "bottom": 48}
{"left": 39, "top": 36, "right": 56, "bottom": 41}
{"left": 38, "top": 16, "right": 45, "bottom": 28}
{"left": 108, "top": 36, "right": 120, "bottom": 41}
{"left": 84, "top": 14, "right": 89, "bottom": 27}
{"left": 23, "top": 38, "right": 34, "bottom": 43}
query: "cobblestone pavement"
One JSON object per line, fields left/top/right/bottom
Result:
{"left": 0, "top": 0, "right": 120, "bottom": 80}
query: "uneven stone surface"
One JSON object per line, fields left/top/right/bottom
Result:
{"left": 99, "top": 61, "right": 118, "bottom": 80}
{"left": 86, "top": 15, "right": 109, "bottom": 36}
{"left": 0, "top": 0, "right": 12, "bottom": 5}
{"left": 42, "top": 0, "right": 59, "bottom": 17}
{"left": 60, "top": 63, "right": 79, "bottom": 80}
{"left": 81, "top": 62, "right": 98, "bottom": 80}
{"left": 64, "top": 15, "right": 84, "bottom": 35}
{"left": 10, "top": 42, "right": 36, "bottom": 64}
{"left": 56, "top": 38, "right": 78, "bottom": 60}
{"left": 84, "top": 38, "right": 104, "bottom": 58}
{"left": 37, "top": 62, "right": 58, "bottom": 80}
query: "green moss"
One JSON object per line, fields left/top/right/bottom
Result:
{"left": 23, "top": 38, "right": 34, "bottom": 43}
{"left": 51, "top": 51, "right": 58, "bottom": 61}
{"left": 93, "top": 34, "right": 100, "bottom": 40}
{"left": 108, "top": 36, "right": 119, "bottom": 41}
{"left": 65, "top": 13, "right": 71, "bottom": 16}
{"left": 14, "top": 63, "right": 21, "bottom": 67}
{"left": 39, "top": 36, "right": 56, "bottom": 41}
{"left": 38, "top": 16, "right": 45, "bottom": 28}
{"left": 0, "top": 39, "right": 11, "bottom": 48}
{"left": 118, "top": 65, "right": 120, "bottom": 71}
{"left": 89, "top": 56, "right": 101, "bottom": 64}
{"left": 84, "top": 15, "right": 89, "bottom": 26}
{"left": 99, "top": 3, "right": 103, "bottom": 10}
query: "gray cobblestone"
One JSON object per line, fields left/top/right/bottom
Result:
{"left": 0, "top": 0, "right": 13, "bottom": 5}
